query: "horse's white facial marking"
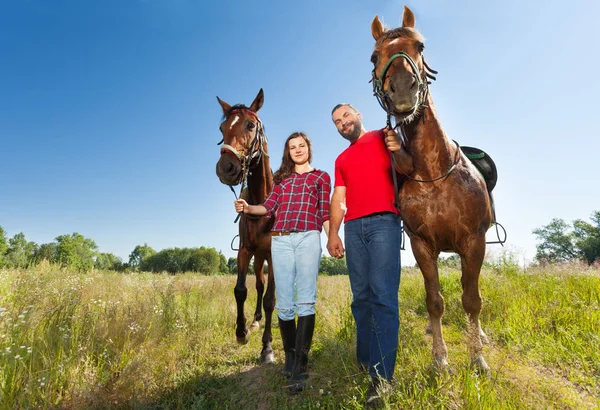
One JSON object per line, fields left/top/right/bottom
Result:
{"left": 230, "top": 115, "right": 240, "bottom": 129}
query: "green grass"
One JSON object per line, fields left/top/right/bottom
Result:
{"left": 0, "top": 260, "right": 598, "bottom": 409}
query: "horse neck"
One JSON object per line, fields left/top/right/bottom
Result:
{"left": 400, "top": 95, "right": 457, "bottom": 178}
{"left": 246, "top": 148, "right": 272, "bottom": 205}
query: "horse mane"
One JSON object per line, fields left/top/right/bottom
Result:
{"left": 375, "top": 26, "right": 425, "bottom": 46}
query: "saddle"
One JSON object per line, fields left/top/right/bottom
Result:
{"left": 460, "top": 146, "right": 497, "bottom": 193}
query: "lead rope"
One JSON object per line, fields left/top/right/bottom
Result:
{"left": 385, "top": 113, "right": 406, "bottom": 250}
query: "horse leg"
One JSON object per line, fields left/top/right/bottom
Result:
{"left": 234, "top": 249, "right": 251, "bottom": 345}
{"left": 251, "top": 256, "right": 266, "bottom": 331}
{"left": 411, "top": 237, "right": 448, "bottom": 370}
{"left": 459, "top": 236, "right": 490, "bottom": 374}
{"left": 260, "top": 255, "right": 276, "bottom": 364}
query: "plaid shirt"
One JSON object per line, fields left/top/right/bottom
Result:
{"left": 263, "top": 169, "right": 331, "bottom": 233}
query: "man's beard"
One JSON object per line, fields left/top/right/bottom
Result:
{"left": 339, "top": 121, "right": 362, "bottom": 142}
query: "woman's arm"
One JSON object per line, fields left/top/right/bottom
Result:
{"left": 234, "top": 199, "right": 268, "bottom": 216}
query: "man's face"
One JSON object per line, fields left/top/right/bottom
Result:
{"left": 332, "top": 106, "right": 362, "bottom": 142}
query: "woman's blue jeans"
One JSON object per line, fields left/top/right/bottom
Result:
{"left": 344, "top": 212, "right": 401, "bottom": 380}
{"left": 271, "top": 230, "right": 322, "bottom": 321}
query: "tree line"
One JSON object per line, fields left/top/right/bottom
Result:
{"left": 0, "top": 226, "right": 349, "bottom": 275}
{"left": 533, "top": 210, "right": 600, "bottom": 265}
{"left": 8, "top": 207, "right": 595, "bottom": 274}
{"left": 0, "top": 227, "right": 229, "bottom": 274}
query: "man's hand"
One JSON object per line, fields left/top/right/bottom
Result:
{"left": 384, "top": 127, "right": 403, "bottom": 152}
{"left": 384, "top": 127, "right": 414, "bottom": 175}
{"left": 327, "top": 233, "right": 345, "bottom": 259}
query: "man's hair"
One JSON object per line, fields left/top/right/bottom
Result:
{"left": 331, "top": 103, "right": 358, "bottom": 116}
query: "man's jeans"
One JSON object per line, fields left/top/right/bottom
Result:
{"left": 344, "top": 213, "right": 401, "bottom": 380}
{"left": 272, "top": 230, "right": 322, "bottom": 321}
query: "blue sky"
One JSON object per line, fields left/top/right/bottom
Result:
{"left": 1, "top": 0, "right": 599, "bottom": 266}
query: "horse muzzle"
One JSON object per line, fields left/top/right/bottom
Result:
{"left": 216, "top": 155, "right": 243, "bottom": 186}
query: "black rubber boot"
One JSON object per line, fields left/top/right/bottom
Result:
{"left": 289, "top": 314, "right": 315, "bottom": 393}
{"left": 278, "top": 318, "right": 296, "bottom": 378}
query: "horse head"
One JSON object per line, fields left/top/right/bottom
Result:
{"left": 215, "top": 89, "right": 265, "bottom": 186}
{"left": 370, "top": 6, "right": 436, "bottom": 124}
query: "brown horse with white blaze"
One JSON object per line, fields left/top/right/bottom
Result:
{"left": 215, "top": 88, "right": 276, "bottom": 364}
{"left": 370, "top": 7, "right": 493, "bottom": 372}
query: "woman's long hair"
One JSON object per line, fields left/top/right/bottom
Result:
{"left": 273, "top": 132, "right": 313, "bottom": 185}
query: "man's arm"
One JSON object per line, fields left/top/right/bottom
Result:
{"left": 326, "top": 186, "right": 346, "bottom": 259}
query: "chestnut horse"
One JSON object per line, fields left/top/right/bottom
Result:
{"left": 370, "top": 7, "right": 492, "bottom": 372}
{"left": 215, "top": 89, "right": 275, "bottom": 364}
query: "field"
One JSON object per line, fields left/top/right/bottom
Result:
{"left": 0, "top": 261, "right": 598, "bottom": 409}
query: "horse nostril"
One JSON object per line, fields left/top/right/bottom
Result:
{"left": 226, "top": 162, "right": 234, "bottom": 173}
{"left": 390, "top": 82, "right": 396, "bottom": 93}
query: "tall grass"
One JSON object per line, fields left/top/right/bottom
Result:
{"left": 0, "top": 261, "right": 598, "bottom": 409}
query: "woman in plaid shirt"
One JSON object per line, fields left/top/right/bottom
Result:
{"left": 234, "top": 132, "right": 331, "bottom": 393}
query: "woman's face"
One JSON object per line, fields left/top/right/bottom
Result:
{"left": 288, "top": 136, "right": 310, "bottom": 166}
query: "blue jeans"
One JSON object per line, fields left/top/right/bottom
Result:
{"left": 271, "top": 230, "right": 322, "bottom": 321}
{"left": 344, "top": 213, "right": 401, "bottom": 380}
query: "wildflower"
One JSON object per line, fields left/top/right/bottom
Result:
{"left": 14, "top": 354, "right": 21, "bottom": 359}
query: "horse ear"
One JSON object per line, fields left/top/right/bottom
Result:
{"left": 371, "top": 15, "right": 385, "bottom": 41}
{"left": 250, "top": 88, "right": 264, "bottom": 113}
{"left": 216, "top": 96, "right": 231, "bottom": 114}
{"left": 401, "top": 6, "right": 415, "bottom": 28}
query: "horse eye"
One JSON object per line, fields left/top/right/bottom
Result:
{"left": 418, "top": 42, "right": 425, "bottom": 52}
{"left": 370, "top": 53, "right": 378, "bottom": 65}
{"left": 247, "top": 122, "right": 256, "bottom": 130}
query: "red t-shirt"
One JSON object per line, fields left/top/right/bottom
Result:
{"left": 334, "top": 129, "right": 398, "bottom": 222}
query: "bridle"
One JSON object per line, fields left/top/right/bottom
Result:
{"left": 217, "top": 108, "right": 269, "bottom": 227}
{"left": 217, "top": 108, "right": 269, "bottom": 202}
{"left": 371, "top": 50, "right": 437, "bottom": 130}
{"left": 371, "top": 49, "right": 459, "bottom": 184}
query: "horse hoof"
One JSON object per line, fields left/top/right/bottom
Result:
{"left": 249, "top": 321, "right": 260, "bottom": 331}
{"left": 471, "top": 356, "right": 490, "bottom": 375}
{"left": 236, "top": 329, "right": 250, "bottom": 345}
{"left": 262, "top": 351, "right": 276, "bottom": 365}
{"left": 479, "top": 330, "right": 490, "bottom": 345}
{"left": 432, "top": 356, "right": 449, "bottom": 373}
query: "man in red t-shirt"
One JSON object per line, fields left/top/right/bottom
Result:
{"left": 327, "top": 103, "right": 412, "bottom": 405}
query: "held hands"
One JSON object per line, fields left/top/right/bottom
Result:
{"left": 384, "top": 127, "right": 403, "bottom": 153}
{"left": 234, "top": 199, "right": 248, "bottom": 214}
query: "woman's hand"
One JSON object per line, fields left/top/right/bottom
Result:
{"left": 234, "top": 199, "right": 249, "bottom": 213}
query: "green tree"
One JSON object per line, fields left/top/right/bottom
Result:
{"left": 572, "top": 211, "right": 600, "bottom": 264}
{"left": 533, "top": 211, "right": 600, "bottom": 265}
{"left": 0, "top": 226, "right": 8, "bottom": 267}
{"left": 533, "top": 218, "right": 579, "bottom": 263}
{"left": 129, "top": 244, "right": 156, "bottom": 271}
{"left": 186, "top": 247, "right": 220, "bottom": 274}
{"left": 33, "top": 242, "right": 58, "bottom": 264}
{"left": 6, "top": 232, "right": 38, "bottom": 268}
{"left": 319, "top": 255, "right": 347, "bottom": 275}
{"left": 227, "top": 257, "right": 237, "bottom": 274}
{"left": 218, "top": 252, "right": 228, "bottom": 274}
{"left": 55, "top": 233, "right": 98, "bottom": 272}
{"left": 95, "top": 252, "right": 124, "bottom": 271}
